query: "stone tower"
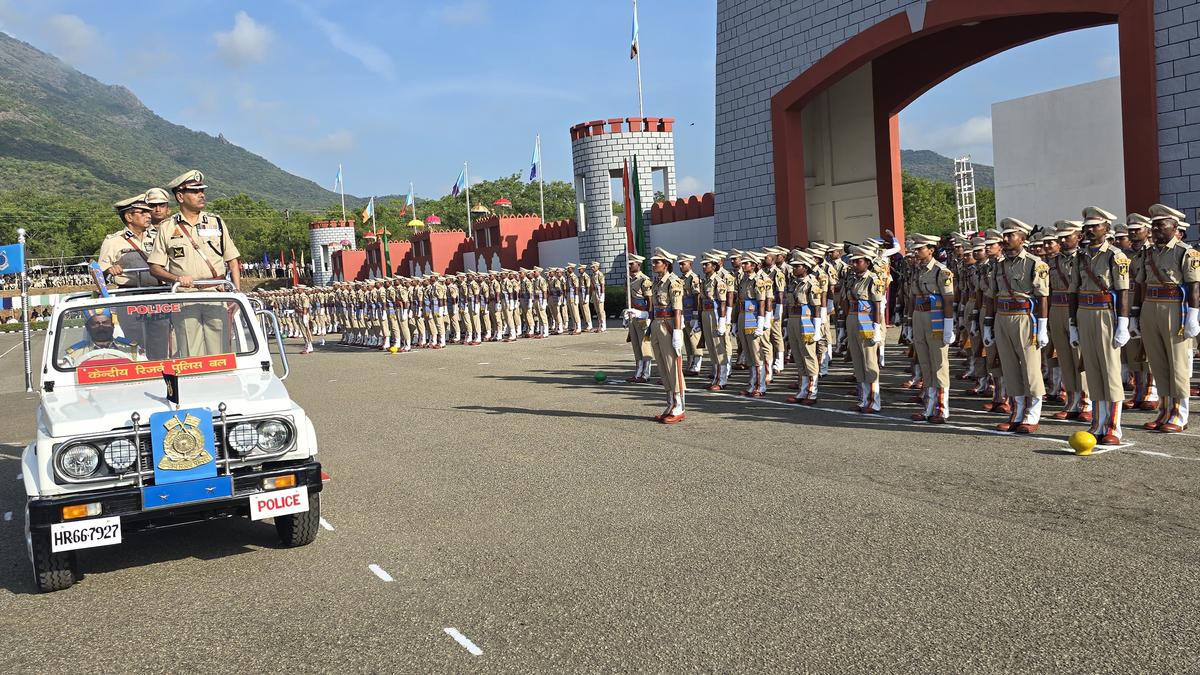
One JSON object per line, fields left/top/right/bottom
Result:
{"left": 570, "top": 117, "right": 676, "bottom": 285}
{"left": 308, "top": 219, "right": 356, "bottom": 286}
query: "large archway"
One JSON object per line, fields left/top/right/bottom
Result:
{"left": 769, "top": 0, "right": 1156, "bottom": 246}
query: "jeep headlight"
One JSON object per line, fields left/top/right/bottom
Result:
{"left": 227, "top": 423, "right": 259, "bottom": 455}
{"left": 60, "top": 444, "right": 101, "bottom": 479}
{"left": 103, "top": 439, "right": 138, "bottom": 472}
{"left": 256, "top": 420, "right": 290, "bottom": 452}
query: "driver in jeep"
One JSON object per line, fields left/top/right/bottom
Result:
{"left": 60, "top": 310, "right": 145, "bottom": 367}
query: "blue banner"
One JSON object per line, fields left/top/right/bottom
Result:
{"left": 0, "top": 243, "right": 24, "bottom": 276}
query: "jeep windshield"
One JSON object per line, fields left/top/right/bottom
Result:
{"left": 53, "top": 297, "right": 259, "bottom": 372}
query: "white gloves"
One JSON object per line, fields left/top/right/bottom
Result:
{"left": 1036, "top": 317, "right": 1049, "bottom": 349}
{"left": 599, "top": 294, "right": 605, "bottom": 303}
{"left": 1129, "top": 317, "right": 1141, "bottom": 338}
{"left": 690, "top": 320, "right": 701, "bottom": 333}
{"left": 622, "top": 308, "right": 649, "bottom": 321}
{"left": 773, "top": 305, "right": 783, "bottom": 321}
{"left": 716, "top": 317, "right": 727, "bottom": 336}
{"left": 942, "top": 318, "right": 954, "bottom": 346}
{"left": 813, "top": 317, "right": 824, "bottom": 338}
{"left": 763, "top": 315, "right": 773, "bottom": 332}
{"left": 672, "top": 329, "right": 684, "bottom": 354}
{"left": 1113, "top": 316, "right": 1130, "bottom": 348}
{"left": 1186, "top": 307, "right": 1200, "bottom": 338}
{"left": 753, "top": 315, "right": 766, "bottom": 338}
{"left": 983, "top": 325, "right": 994, "bottom": 347}
{"left": 969, "top": 321, "right": 979, "bottom": 336}
{"left": 1069, "top": 323, "right": 1080, "bottom": 348}
{"left": 866, "top": 323, "right": 882, "bottom": 347}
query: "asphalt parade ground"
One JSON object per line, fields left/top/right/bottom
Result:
{"left": 0, "top": 326, "right": 1198, "bottom": 672}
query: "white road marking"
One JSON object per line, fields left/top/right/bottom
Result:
{"left": 368, "top": 564, "right": 393, "bottom": 582}
{"left": 3, "top": 512, "right": 11, "bottom": 521}
{"left": 319, "top": 518, "right": 335, "bottom": 531}
{"left": 328, "top": 379, "right": 337, "bottom": 382}
{"left": 0, "top": 343, "right": 21, "bottom": 360}
{"left": 443, "top": 627, "right": 483, "bottom": 656}
{"left": 477, "top": 362, "right": 490, "bottom": 365}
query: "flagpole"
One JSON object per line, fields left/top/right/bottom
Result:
{"left": 18, "top": 228, "right": 31, "bottom": 392}
{"left": 338, "top": 164, "right": 346, "bottom": 223}
{"left": 633, "top": 0, "right": 644, "bottom": 118}
{"left": 464, "top": 162, "right": 472, "bottom": 237}
{"left": 537, "top": 134, "right": 546, "bottom": 225}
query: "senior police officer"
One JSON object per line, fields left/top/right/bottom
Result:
{"left": 99, "top": 194, "right": 158, "bottom": 289}
{"left": 147, "top": 170, "right": 242, "bottom": 356}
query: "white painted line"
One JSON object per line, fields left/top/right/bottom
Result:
{"left": 328, "top": 379, "right": 337, "bottom": 382}
{"left": 3, "top": 512, "right": 10, "bottom": 521}
{"left": 477, "top": 362, "right": 490, "bottom": 365}
{"left": 0, "top": 343, "right": 20, "bottom": 360}
{"left": 319, "top": 517, "right": 334, "bottom": 531}
{"left": 443, "top": 627, "right": 483, "bottom": 656}
{"left": 368, "top": 564, "right": 393, "bottom": 582}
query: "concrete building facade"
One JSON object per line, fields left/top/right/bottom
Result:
{"left": 715, "top": 0, "right": 1172, "bottom": 249}
{"left": 993, "top": 77, "right": 1127, "bottom": 230}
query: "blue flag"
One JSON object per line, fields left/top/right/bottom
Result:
{"left": 529, "top": 136, "right": 540, "bottom": 182}
{"left": 334, "top": 165, "right": 343, "bottom": 191}
{"left": 0, "top": 243, "right": 24, "bottom": 276}
{"left": 451, "top": 166, "right": 466, "bottom": 197}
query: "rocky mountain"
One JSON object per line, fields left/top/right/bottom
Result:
{"left": 901, "top": 149, "right": 995, "bottom": 190}
{"left": 0, "top": 32, "right": 339, "bottom": 208}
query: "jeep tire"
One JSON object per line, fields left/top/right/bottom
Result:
{"left": 275, "top": 491, "right": 319, "bottom": 547}
{"left": 30, "top": 527, "right": 79, "bottom": 593}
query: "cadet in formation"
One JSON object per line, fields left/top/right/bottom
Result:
{"left": 616, "top": 204, "right": 1197, "bottom": 436}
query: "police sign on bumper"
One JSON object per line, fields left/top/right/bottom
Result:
{"left": 249, "top": 487, "right": 309, "bottom": 521}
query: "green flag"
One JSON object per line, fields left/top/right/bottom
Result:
{"left": 630, "top": 156, "right": 647, "bottom": 258}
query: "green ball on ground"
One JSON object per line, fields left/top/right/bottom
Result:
{"left": 594, "top": 371, "right": 607, "bottom": 383}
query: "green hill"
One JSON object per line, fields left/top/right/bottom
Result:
{"left": 0, "top": 31, "right": 339, "bottom": 209}
{"left": 901, "top": 149, "right": 994, "bottom": 190}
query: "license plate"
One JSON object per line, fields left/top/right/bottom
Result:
{"left": 50, "top": 516, "right": 122, "bottom": 553}
{"left": 249, "top": 487, "right": 308, "bottom": 521}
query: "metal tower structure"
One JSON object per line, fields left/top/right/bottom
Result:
{"left": 953, "top": 155, "right": 978, "bottom": 235}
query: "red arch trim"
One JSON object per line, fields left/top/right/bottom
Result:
{"left": 770, "top": 0, "right": 1156, "bottom": 247}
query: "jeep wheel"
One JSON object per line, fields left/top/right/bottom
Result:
{"left": 275, "top": 492, "right": 320, "bottom": 547}
{"left": 29, "top": 528, "right": 78, "bottom": 593}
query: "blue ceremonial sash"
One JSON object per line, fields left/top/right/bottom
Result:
{"left": 682, "top": 295, "right": 696, "bottom": 323}
{"left": 856, "top": 299, "right": 874, "bottom": 340}
{"left": 800, "top": 304, "right": 815, "bottom": 343}
{"left": 742, "top": 298, "right": 759, "bottom": 334}
{"left": 928, "top": 294, "right": 944, "bottom": 335}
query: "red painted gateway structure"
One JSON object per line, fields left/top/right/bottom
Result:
{"left": 713, "top": 0, "right": 1176, "bottom": 251}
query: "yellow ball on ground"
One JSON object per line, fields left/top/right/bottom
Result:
{"left": 1069, "top": 431, "right": 1097, "bottom": 455}
{"left": 389, "top": 346, "right": 399, "bottom": 353}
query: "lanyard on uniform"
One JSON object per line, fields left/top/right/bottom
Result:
{"left": 175, "top": 221, "right": 220, "bottom": 279}
{"left": 122, "top": 233, "right": 150, "bottom": 263}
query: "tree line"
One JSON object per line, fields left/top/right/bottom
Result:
{"left": 0, "top": 170, "right": 991, "bottom": 263}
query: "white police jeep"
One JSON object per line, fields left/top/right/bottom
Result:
{"left": 21, "top": 281, "right": 324, "bottom": 592}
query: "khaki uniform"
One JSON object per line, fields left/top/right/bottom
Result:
{"left": 1123, "top": 241, "right": 1156, "bottom": 407}
{"left": 1048, "top": 248, "right": 1089, "bottom": 412}
{"left": 567, "top": 272, "right": 582, "bottom": 331}
{"left": 1071, "top": 242, "right": 1130, "bottom": 439}
{"left": 768, "top": 264, "right": 788, "bottom": 371}
{"left": 737, "top": 270, "right": 772, "bottom": 394}
{"left": 591, "top": 270, "right": 606, "bottom": 330}
{"left": 146, "top": 211, "right": 239, "bottom": 356}
{"left": 990, "top": 251, "right": 1050, "bottom": 426}
{"left": 1136, "top": 239, "right": 1200, "bottom": 428}
{"left": 845, "top": 270, "right": 884, "bottom": 411}
{"left": 701, "top": 268, "right": 732, "bottom": 386}
{"left": 578, "top": 272, "right": 593, "bottom": 330}
{"left": 98, "top": 226, "right": 159, "bottom": 288}
{"left": 628, "top": 271, "right": 653, "bottom": 378}
{"left": 650, "top": 271, "right": 685, "bottom": 400}
{"left": 681, "top": 269, "right": 703, "bottom": 370}
{"left": 785, "top": 270, "right": 822, "bottom": 400}
{"left": 912, "top": 258, "right": 955, "bottom": 418}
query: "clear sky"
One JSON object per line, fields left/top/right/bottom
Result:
{"left": 0, "top": 1, "right": 1118, "bottom": 199}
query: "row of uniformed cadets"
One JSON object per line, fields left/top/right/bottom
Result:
{"left": 622, "top": 206, "right": 1199, "bottom": 437}
{"left": 621, "top": 240, "right": 894, "bottom": 423}
{"left": 891, "top": 204, "right": 1199, "bottom": 444}
{"left": 251, "top": 264, "right": 607, "bottom": 353}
